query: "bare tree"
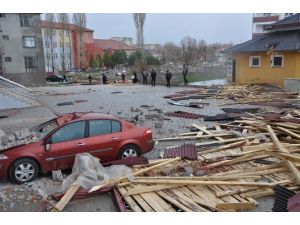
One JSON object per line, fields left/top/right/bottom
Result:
{"left": 180, "top": 36, "right": 198, "bottom": 65}
{"left": 72, "top": 13, "right": 86, "bottom": 69}
{"left": 162, "top": 42, "right": 181, "bottom": 63}
{"left": 57, "top": 13, "right": 70, "bottom": 71}
{"left": 44, "top": 13, "right": 56, "bottom": 72}
{"left": 133, "top": 13, "right": 146, "bottom": 53}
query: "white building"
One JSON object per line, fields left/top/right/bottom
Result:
{"left": 252, "top": 13, "right": 293, "bottom": 38}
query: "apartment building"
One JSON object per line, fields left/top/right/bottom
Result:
{"left": 252, "top": 13, "right": 293, "bottom": 38}
{"left": 0, "top": 13, "right": 45, "bottom": 86}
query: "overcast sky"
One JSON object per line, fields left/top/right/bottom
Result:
{"left": 86, "top": 13, "right": 253, "bottom": 45}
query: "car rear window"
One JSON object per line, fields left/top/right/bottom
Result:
{"left": 89, "top": 120, "right": 112, "bottom": 136}
{"left": 112, "top": 120, "right": 121, "bottom": 133}
{"left": 51, "top": 121, "right": 86, "bottom": 143}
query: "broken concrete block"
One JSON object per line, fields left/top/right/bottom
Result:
{"left": 0, "top": 129, "right": 5, "bottom": 138}
{"left": 145, "top": 114, "right": 151, "bottom": 119}
{"left": 52, "top": 170, "right": 64, "bottom": 182}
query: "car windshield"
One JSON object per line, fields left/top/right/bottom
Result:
{"left": 33, "top": 119, "right": 58, "bottom": 141}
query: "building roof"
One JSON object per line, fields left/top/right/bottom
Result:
{"left": 223, "top": 30, "right": 300, "bottom": 53}
{"left": 40, "top": 21, "right": 94, "bottom": 32}
{"left": 224, "top": 14, "right": 300, "bottom": 54}
{"left": 94, "top": 39, "right": 135, "bottom": 51}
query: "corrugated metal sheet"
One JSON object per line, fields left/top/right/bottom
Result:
{"left": 165, "top": 111, "right": 203, "bottom": 119}
{"left": 164, "top": 143, "right": 198, "bottom": 160}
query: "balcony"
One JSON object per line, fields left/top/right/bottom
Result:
{"left": 253, "top": 15, "right": 280, "bottom": 23}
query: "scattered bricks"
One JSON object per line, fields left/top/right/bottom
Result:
{"left": 145, "top": 114, "right": 151, "bottom": 119}
{"left": 52, "top": 170, "right": 64, "bottom": 181}
{"left": 7, "top": 134, "right": 16, "bottom": 142}
{"left": 155, "top": 122, "right": 163, "bottom": 129}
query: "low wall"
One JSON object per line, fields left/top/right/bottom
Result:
{"left": 2, "top": 72, "right": 46, "bottom": 87}
{"left": 284, "top": 78, "right": 300, "bottom": 92}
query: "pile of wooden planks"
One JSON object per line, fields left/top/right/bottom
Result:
{"left": 216, "top": 84, "right": 300, "bottom": 106}
{"left": 107, "top": 116, "right": 300, "bottom": 212}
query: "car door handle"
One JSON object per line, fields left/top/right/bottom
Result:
{"left": 110, "top": 137, "right": 118, "bottom": 141}
{"left": 77, "top": 143, "right": 85, "bottom": 146}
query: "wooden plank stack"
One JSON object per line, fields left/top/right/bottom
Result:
{"left": 109, "top": 114, "right": 300, "bottom": 212}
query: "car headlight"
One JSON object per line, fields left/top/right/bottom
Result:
{"left": 0, "top": 154, "right": 8, "bottom": 160}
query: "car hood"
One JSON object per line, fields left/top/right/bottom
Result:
{"left": 0, "top": 141, "right": 42, "bottom": 154}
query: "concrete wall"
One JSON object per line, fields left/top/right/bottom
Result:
{"left": 233, "top": 52, "right": 298, "bottom": 87}
{"left": 284, "top": 78, "right": 300, "bottom": 92}
{"left": 0, "top": 13, "right": 45, "bottom": 86}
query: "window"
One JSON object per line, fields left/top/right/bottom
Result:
{"left": 249, "top": 56, "right": 261, "bottom": 68}
{"left": 46, "top": 53, "right": 50, "bottom": 59}
{"left": 5, "top": 57, "right": 12, "bottom": 62}
{"left": 54, "top": 53, "right": 58, "bottom": 58}
{"left": 112, "top": 120, "right": 121, "bottom": 133}
{"left": 60, "top": 42, "right": 64, "bottom": 48}
{"left": 89, "top": 120, "right": 112, "bottom": 137}
{"left": 20, "top": 15, "right": 33, "bottom": 27}
{"left": 66, "top": 31, "right": 70, "bottom": 37}
{"left": 271, "top": 55, "right": 284, "bottom": 67}
{"left": 2, "top": 35, "right": 9, "bottom": 40}
{"left": 59, "top": 30, "right": 64, "bottom": 36}
{"left": 53, "top": 42, "right": 57, "bottom": 47}
{"left": 45, "top": 41, "right": 49, "bottom": 47}
{"left": 51, "top": 121, "right": 86, "bottom": 143}
{"left": 24, "top": 56, "right": 37, "bottom": 72}
{"left": 22, "top": 36, "right": 35, "bottom": 48}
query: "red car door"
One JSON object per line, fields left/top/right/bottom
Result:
{"left": 85, "top": 119, "right": 122, "bottom": 162}
{"left": 44, "top": 121, "right": 88, "bottom": 171}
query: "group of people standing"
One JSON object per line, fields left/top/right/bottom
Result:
{"left": 137, "top": 69, "right": 174, "bottom": 88}
{"left": 86, "top": 64, "right": 189, "bottom": 87}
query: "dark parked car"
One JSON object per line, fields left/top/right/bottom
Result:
{"left": 46, "top": 72, "right": 64, "bottom": 82}
{"left": 0, "top": 112, "right": 154, "bottom": 183}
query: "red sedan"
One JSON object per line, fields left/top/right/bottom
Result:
{"left": 0, "top": 112, "right": 154, "bottom": 183}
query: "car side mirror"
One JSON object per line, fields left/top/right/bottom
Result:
{"left": 45, "top": 143, "right": 51, "bottom": 152}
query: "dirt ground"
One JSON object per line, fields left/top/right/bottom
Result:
{"left": 0, "top": 83, "right": 275, "bottom": 211}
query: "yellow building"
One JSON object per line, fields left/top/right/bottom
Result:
{"left": 224, "top": 14, "right": 300, "bottom": 88}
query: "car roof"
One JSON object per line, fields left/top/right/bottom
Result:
{"left": 56, "top": 112, "right": 117, "bottom": 126}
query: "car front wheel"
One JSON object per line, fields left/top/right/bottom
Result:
{"left": 9, "top": 158, "right": 39, "bottom": 184}
{"left": 118, "top": 144, "right": 140, "bottom": 159}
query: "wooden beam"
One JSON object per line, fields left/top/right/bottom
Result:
{"left": 191, "top": 123, "right": 224, "bottom": 141}
{"left": 216, "top": 202, "right": 256, "bottom": 211}
{"left": 133, "top": 175, "right": 261, "bottom": 181}
{"left": 277, "top": 126, "right": 300, "bottom": 139}
{"left": 267, "top": 125, "right": 300, "bottom": 185}
{"left": 117, "top": 187, "right": 143, "bottom": 212}
{"left": 89, "top": 157, "right": 181, "bottom": 193}
{"left": 124, "top": 184, "right": 183, "bottom": 196}
{"left": 196, "top": 136, "right": 257, "bottom": 147}
{"left": 52, "top": 184, "right": 80, "bottom": 212}
{"left": 131, "top": 179, "right": 277, "bottom": 187}
{"left": 154, "top": 133, "right": 233, "bottom": 142}
{"left": 198, "top": 140, "right": 246, "bottom": 155}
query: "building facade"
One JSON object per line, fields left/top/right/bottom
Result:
{"left": 0, "top": 13, "right": 45, "bottom": 86}
{"left": 94, "top": 39, "right": 135, "bottom": 56}
{"left": 252, "top": 13, "right": 293, "bottom": 38}
{"left": 41, "top": 21, "right": 103, "bottom": 71}
{"left": 225, "top": 14, "right": 300, "bottom": 88}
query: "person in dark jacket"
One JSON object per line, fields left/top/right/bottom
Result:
{"left": 142, "top": 70, "right": 148, "bottom": 85}
{"left": 132, "top": 71, "right": 138, "bottom": 83}
{"left": 165, "top": 70, "right": 172, "bottom": 88}
{"left": 121, "top": 70, "right": 126, "bottom": 83}
{"left": 150, "top": 69, "right": 157, "bottom": 87}
{"left": 88, "top": 73, "right": 92, "bottom": 85}
{"left": 102, "top": 73, "right": 108, "bottom": 84}
{"left": 183, "top": 64, "right": 189, "bottom": 85}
